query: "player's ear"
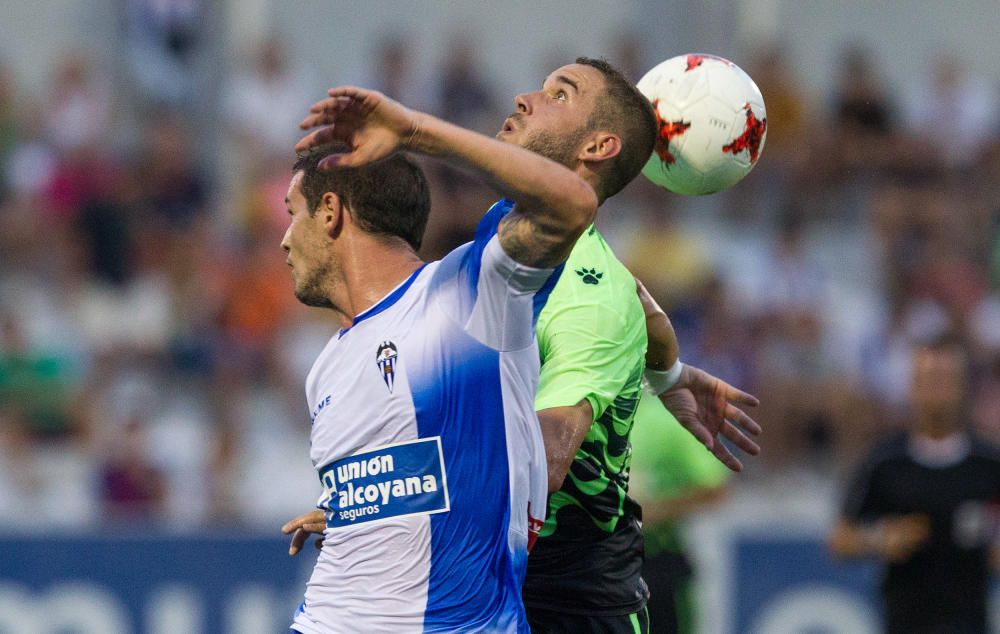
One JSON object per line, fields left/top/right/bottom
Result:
{"left": 320, "top": 191, "right": 346, "bottom": 239}
{"left": 579, "top": 132, "right": 621, "bottom": 165}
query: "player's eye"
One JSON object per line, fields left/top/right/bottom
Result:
{"left": 554, "top": 90, "right": 568, "bottom": 101}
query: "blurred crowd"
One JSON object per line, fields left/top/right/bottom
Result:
{"left": 0, "top": 30, "right": 998, "bottom": 531}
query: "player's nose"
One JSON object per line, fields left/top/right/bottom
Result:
{"left": 514, "top": 92, "right": 531, "bottom": 115}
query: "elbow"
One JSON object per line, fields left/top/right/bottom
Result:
{"left": 547, "top": 464, "right": 569, "bottom": 494}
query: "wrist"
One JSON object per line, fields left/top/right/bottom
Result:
{"left": 403, "top": 111, "right": 425, "bottom": 152}
{"left": 643, "top": 359, "right": 683, "bottom": 395}
{"left": 860, "top": 522, "right": 886, "bottom": 555}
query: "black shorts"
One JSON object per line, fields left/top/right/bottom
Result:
{"left": 527, "top": 605, "right": 649, "bottom": 634}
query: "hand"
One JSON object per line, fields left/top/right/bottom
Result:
{"left": 296, "top": 86, "right": 421, "bottom": 169}
{"left": 876, "top": 514, "right": 930, "bottom": 562}
{"left": 656, "top": 364, "right": 761, "bottom": 472}
{"left": 281, "top": 510, "right": 326, "bottom": 557}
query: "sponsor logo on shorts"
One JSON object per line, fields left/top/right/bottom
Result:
{"left": 317, "top": 437, "right": 450, "bottom": 529}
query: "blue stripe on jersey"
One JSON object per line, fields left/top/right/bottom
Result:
{"left": 339, "top": 263, "right": 429, "bottom": 338}
{"left": 532, "top": 264, "right": 564, "bottom": 325}
{"left": 409, "top": 331, "right": 523, "bottom": 632}
{"left": 463, "top": 199, "right": 514, "bottom": 294}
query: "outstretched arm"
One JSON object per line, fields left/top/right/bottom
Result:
{"left": 828, "top": 515, "right": 930, "bottom": 563}
{"left": 636, "top": 277, "right": 761, "bottom": 472}
{"left": 297, "top": 87, "right": 596, "bottom": 268}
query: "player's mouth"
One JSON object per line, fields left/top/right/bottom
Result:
{"left": 500, "top": 114, "right": 522, "bottom": 134}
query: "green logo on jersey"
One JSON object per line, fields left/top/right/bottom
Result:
{"left": 575, "top": 267, "right": 603, "bottom": 285}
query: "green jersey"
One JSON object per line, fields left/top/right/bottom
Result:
{"left": 522, "top": 225, "right": 649, "bottom": 615}
{"left": 629, "top": 392, "right": 730, "bottom": 555}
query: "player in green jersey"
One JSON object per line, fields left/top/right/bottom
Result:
{"left": 630, "top": 393, "right": 731, "bottom": 634}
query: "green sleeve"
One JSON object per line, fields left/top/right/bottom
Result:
{"left": 534, "top": 298, "right": 646, "bottom": 421}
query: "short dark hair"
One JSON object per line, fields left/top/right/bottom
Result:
{"left": 576, "top": 57, "right": 657, "bottom": 201}
{"left": 292, "top": 147, "right": 431, "bottom": 251}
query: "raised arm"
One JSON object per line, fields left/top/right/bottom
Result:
{"left": 297, "top": 87, "right": 597, "bottom": 268}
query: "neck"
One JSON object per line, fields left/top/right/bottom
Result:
{"left": 331, "top": 234, "right": 423, "bottom": 321}
{"left": 915, "top": 412, "right": 961, "bottom": 440}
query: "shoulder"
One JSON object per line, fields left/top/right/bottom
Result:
{"left": 541, "top": 228, "right": 643, "bottom": 322}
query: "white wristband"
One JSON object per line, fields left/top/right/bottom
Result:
{"left": 643, "top": 360, "right": 683, "bottom": 395}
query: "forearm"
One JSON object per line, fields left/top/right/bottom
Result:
{"left": 537, "top": 401, "right": 594, "bottom": 493}
{"left": 408, "top": 112, "right": 597, "bottom": 233}
{"left": 828, "top": 520, "right": 880, "bottom": 558}
{"left": 636, "top": 278, "right": 679, "bottom": 370}
{"left": 641, "top": 485, "right": 727, "bottom": 525}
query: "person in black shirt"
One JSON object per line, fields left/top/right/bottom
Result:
{"left": 829, "top": 340, "right": 1000, "bottom": 634}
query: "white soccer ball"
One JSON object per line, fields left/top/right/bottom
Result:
{"left": 636, "top": 54, "right": 767, "bottom": 196}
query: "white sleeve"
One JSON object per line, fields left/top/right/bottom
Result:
{"left": 464, "top": 236, "right": 556, "bottom": 352}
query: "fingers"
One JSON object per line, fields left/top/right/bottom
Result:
{"left": 722, "top": 383, "right": 760, "bottom": 408}
{"left": 327, "top": 85, "right": 374, "bottom": 101}
{"left": 317, "top": 145, "right": 377, "bottom": 170}
{"left": 721, "top": 420, "right": 761, "bottom": 456}
{"left": 282, "top": 510, "right": 325, "bottom": 534}
{"left": 300, "top": 96, "right": 356, "bottom": 130}
{"left": 294, "top": 126, "right": 348, "bottom": 154}
{"left": 709, "top": 441, "right": 744, "bottom": 473}
{"left": 674, "top": 418, "right": 715, "bottom": 450}
{"left": 289, "top": 527, "right": 308, "bottom": 556}
{"left": 725, "top": 403, "right": 762, "bottom": 436}
{"left": 288, "top": 526, "right": 325, "bottom": 556}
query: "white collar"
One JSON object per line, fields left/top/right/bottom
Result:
{"left": 907, "top": 432, "right": 971, "bottom": 468}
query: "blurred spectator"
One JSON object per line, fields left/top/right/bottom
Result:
{"left": 43, "top": 53, "right": 112, "bottom": 153}
{"left": 436, "top": 35, "right": 499, "bottom": 133}
{"left": 369, "top": 35, "right": 413, "bottom": 103}
{"left": 630, "top": 394, "right": 729, "bottom": 634}
{"left": 833, "top": 45, "right": 896, "bottom": 137}
{"left": 829, "top": 340, "right": 1000, "bottom": 633}
{"left": 223, "top": 38, "right": 312, "bottom": 158}
{"left": 972, "top": 356, "right": 1000, "bottom": 443}
{"left": 0, "top": 410, "right": 41, "bottom": 525}
{"left": 137, "top": 109, "right": 208, "bottom": 227}
{"left": 124, "top": 0, "right": 205, "bottom": 105}
{"left": 99, "top": 416, "right": 166, "bottom": 523}
{"left": 0, "top": 313, "right": 77, "bottom": 439}
{"left": 0, "top": 64, "right": 17, "bottom": 198}
{"left": 903, "top": 53, "right": 999, "bottom": 170}
{"left": 747, "top": 43, "right": 809, "bottom": 159}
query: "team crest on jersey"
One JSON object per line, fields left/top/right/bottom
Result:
{"left": 375, "top": 341, "right": 398, "bottom": 393}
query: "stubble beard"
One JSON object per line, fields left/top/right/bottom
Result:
{"left": 502, "top": 115, "right": 587, "bottom": 169}
{"left": 294, "top": 262, "right": 336, "bottom": 310}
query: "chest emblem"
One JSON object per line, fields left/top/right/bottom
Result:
{"left": 575, "top": 267, "right": 604, "bottom": 285}
{"left": 376, "top": 341, "right": 398, "bottom": 393}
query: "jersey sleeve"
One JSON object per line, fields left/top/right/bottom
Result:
{"left": 534, "top": 296, "right": 646, "bottom": 420}
{"left": 437, "top": 199, "right": 560, "bottom": 352}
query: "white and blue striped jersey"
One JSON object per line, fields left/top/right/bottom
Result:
{"left": 291, "top": 200, "right": 560, "bottom": 634}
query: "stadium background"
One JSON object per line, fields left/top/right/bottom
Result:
{"left": 1, "top": 0, "right": 999, "bottom": 632}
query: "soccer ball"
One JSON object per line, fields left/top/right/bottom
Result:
{"left": 636, "top": 54, "right": 767, "bottom": 196}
